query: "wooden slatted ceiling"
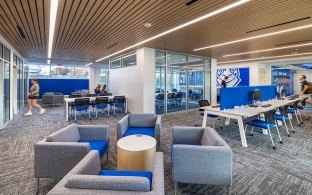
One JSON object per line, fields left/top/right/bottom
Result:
{"left": 0, "top": 0, "right": 312, "bottom": 66}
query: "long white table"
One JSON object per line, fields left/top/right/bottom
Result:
{"left": 201, "top": 96, "right": 305, "bottom": 147}
{"left": 64, "top": 96, "right": 127, "bottom": 121}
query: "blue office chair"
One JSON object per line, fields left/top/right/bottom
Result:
{"left": 198, "top": 100, "right": 220, "bottom": 129}
{"left": 94, "top": 97, "right": 110, "bottom": 118}
{"left": 74, "top": 98, "right": 90, "bottom": 122}
{"left": 288, "top": 100, "right": 303, "bottom": 126}
{"left": 155, "top": 93, "right": 165, "bottom": 110}
{"left": 245, "top": 109, "right": 282, "bottom": 149}
{"left": 298, "top": 97, "right": 310, "bottom": 120}
{"left": 113, "top": 96, "right": 126, "bottom": 116}
{"left": 274, "top": 105, "right": 294, "bottom": 136}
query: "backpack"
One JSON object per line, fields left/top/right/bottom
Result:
{"left": 305, "top": 81, "right": 312, "bottom": 94}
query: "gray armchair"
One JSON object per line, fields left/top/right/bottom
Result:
{"left": 34, "top": 124, "right": 110, "bottom": 192}
{"left": 42, "top": 92, "right": 64, "bottom": 106}
{"left": 171, "top": 126, "right": 233, "bottom": 194}
{"left": 117, "top": 113, "right": 161, "bottom": 146}
{"left": 47, "top": 150, "right": 165, "bottom": 195}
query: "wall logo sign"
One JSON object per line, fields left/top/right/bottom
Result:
{"left": 216, "top": 67, "right": 250, "bottom": 87}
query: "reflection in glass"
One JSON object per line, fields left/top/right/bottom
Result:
{"left": 110, "top": 58, "right": 121, "bottom": 69}
{"left": 122, "top": 53, "right": 136, "bottom": 67}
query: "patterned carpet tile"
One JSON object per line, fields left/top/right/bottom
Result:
{"left": 0, "top": 106, "right": 312, "bottom": 195}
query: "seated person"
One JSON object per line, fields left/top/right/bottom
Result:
{"left": 102, "top": 84, "right": 108, "bottom": 94}
{"left": 94, "top": 84, "right": 101, "bottom": 95}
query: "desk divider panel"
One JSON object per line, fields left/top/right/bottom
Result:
{"left": 220, "top": 85, "right": 277, "bottom": 110}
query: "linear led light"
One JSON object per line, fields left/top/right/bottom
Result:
{"left": 218, "top": 52, "right": 312, "bottom": 64}
{"left": 47, "top": 0, "right": 59, "bottom": 64}
{"left": 223, "top": 42, "right": 312, "bottom": 57}
{"left": 95, "top": 0, "right": 250, "bottom": 62}
{"left": 194, "top": 24, "right": 312, "bottom": 51}
{"left": 84, "top": 63, "right": 93, "bottom": 67}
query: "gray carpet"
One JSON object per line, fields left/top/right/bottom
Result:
{"left": 0, "top": 105, "right": 312, "bottom": 195}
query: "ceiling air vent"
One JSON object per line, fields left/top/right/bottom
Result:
{"left": 106, "top": 42, "right": 118, "bottom": 49}
{"left": 247, "top": 17, "right": 311, "bottom": 33}
{"left": 16, "top": 25, "right": 26, "bottom": 39}
{"left": 186, "top": 0, "right": 198, "bottom": 6}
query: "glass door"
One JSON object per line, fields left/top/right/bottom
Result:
{"left": 167, "top": 53, "right": 187, "bottom": 113}
{"left": 155, "top": 51, "right": 166, "bottom": 114}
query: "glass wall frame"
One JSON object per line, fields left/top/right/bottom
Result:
{"left": 1, "top": 43, "right": 11, "bottom": 126}
{"left": 155, "top": 50, "right": 211, "bottom": 114}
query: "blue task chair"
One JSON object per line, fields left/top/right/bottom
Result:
{"left": 288, "top": 100, "right": 303, "bottom": 126}
{"left": 74, "top": 98, "right": 90, "bottom": 122}
{"left": 94, "top": 97, "right": 110, "bottom": 118}
{"left": 113, "top": 96, "right": 126, "bottom": 116}
{"left": 155, "top": 93, "right": 165, "bottom": 110}
{"left": 198, "top": 100, "right": 220, "bottom": 129}
{"left": 245, "top": 109, "right": 282, "bottom": 149}
{"left": 167, "top": 93, "right": 177, "bottom": 108}
{"left": 274, "top": 105, "right": 294, "bottom": 136}
{"left": 68, "top": 95, "right": 81, "bottom": 115}
{"left": 298, "top": 97, "right": 311, "bottom": 120}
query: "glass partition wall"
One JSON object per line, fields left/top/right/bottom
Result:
{"left": 1, "top": 43, "right": 11, "bottom": 126}
{"left": 155, "top": 50, "right": 211, "bottom": 114}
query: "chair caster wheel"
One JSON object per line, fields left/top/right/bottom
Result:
{"left": 220, "top": 127, "right": 223, "bottom": 129}
{"left": 250, "top": 134, "right": 253, "bottom": 136}
{"left": 273, "top": 146, "right": 276, "bottom": 149}
{"left": 288, "top": 135, "right": 290, "bottom": 137}
{"left": 292, "top": 131, "right": 295, "bottom": 133}
{"left": 279, "top": 141, "right": 283, "bottom": 144}
{"left": 195, "top": 125, "right": 198, "bottom": 127}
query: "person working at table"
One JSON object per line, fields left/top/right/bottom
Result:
{"left": 102, "top": 84, "right": 108, "bottom": 94}
{"left": 95, "top": 84, "right": 101, "bottom": 95}
{"left": 221, "top": 76, "right": 229, "bottom": 88}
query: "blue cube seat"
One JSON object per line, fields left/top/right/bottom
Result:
{"left": 247, "top": 119, "right": 275, "bottom": 129}
{"left": 298, "top": 106, "right": 304, "bottom": 109}
{"left": 274, "top": 114, "right": 288, "bottom": 120}
{"left": 288, "top": 108, "right": 296, "bottom": 113}
{"left": 200, "top": 113, "right": 219, "bottom": 118}
{"left": 98, "top": 170, "right": 153, "bottom": 191}
{"left": 123, "top": 127, "right": 155, "bottom": 138}
{"left": 79, "top": 140, "right": 108, "bottom": 157}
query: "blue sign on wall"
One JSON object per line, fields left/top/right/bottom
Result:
{"left": 217, "top": 67, "right": 250, "bottom": 87}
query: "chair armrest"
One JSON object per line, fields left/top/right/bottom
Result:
{"left": 154, "top": 116, "right": 161, "bottom": 146}
{"left": 172, "top": 126, "right": 204, "bottom": 145}
{"left": 34, "top": 139, "right": 90, "bottom": 178}
{"left": 117, "top": 115, "right": 129, "bottom": 140}
{"left": 172, "top": 145, "right": 232, "bottom": 186}
{"left": 77, "top": 125, "right": 110, "bottom": 142}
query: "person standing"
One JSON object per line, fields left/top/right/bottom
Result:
{"left": 221, "top": 76, "right": 229, "bottom": 88}
{"left": 300, "top": 75, "right": 312, "bottom": 94}
{"left": 24, "top": 79, "right": 45, "bottom": 116}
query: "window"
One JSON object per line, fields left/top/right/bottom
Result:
{"left": 28, "top": 65, "right": 89, "bottom": 79}
{"left": 110, "top": 58, "right": 121, "bottom": 69}
{"left": 121, "top": 52, "right": 136, "bottom": 67}
{"left": 29, "top": 65, "right": 51, "bottom": 78}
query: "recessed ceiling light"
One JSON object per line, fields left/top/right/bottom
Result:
{"left": 218, "top": 52, "right": 312, "bottom": 64}
{"left": 144, "top": 23, "right": 152, "bottom": 28}
{"left": 47, "top": 0, "right": 59, "bottom": 64}
{"left": 194, "top": 24, "right": 312, "bottom": 51}
{"left": 95, "top": 0, "right": 250, "bottom": 62}
{"left": 222, "top": 42, "right": 312, "bottom": 57}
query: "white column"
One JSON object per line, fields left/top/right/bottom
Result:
{"left": 210, "top": 58, "right": 217, "bottom": 105}
{"left": 88, "top": 67, "right": 95, "bottom": 93}
{"left": 13, "top": 67, "right": 17, "bottom": 114}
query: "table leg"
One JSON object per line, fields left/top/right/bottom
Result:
{"left": 65, "top": 102, "right": 69, "bottom": 122}
{"left": 202, "top": 110, "right": 208, "bottom": 128}
{"left": 237, "top": 117, "right": 247, "bottom": 147}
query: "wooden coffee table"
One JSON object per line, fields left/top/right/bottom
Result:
{"left": 117, "top": 135, "right": 157, "bottom": 171}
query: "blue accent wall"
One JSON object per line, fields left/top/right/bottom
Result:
{"left": 29, "top": 79, "right": 89, "bottom": 97}
{"left": 220, "top": 85, "right": 277, "bottom": 110}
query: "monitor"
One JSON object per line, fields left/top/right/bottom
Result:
{"left": 253, "top": 90, "right": 261, "bottom": 101}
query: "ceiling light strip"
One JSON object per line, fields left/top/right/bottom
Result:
{"left": 223, "top": 42, "right": 312, "bottom": 57}
{"left": 95, "top": 0, "right": 250, "bottom": 62}
{"left": 84, "top": 63, "right": 93, "bottom": 67}
{"left": 47, "top": 0, "right": 59, "bottom": 64}
{"left": 194, "top": 24, "right": 312, "bottom": 51}
{"left": 218, "top": 52, "right": 312, "bottom": 64}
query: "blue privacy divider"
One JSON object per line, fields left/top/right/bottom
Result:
{"left": 29, "top": 79, "right": 89, "bottom": 98}
{"left": 220, "top": 85, "right": 277, "bottom": 110}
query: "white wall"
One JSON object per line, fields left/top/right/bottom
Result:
{"left": 89, "top": 67, "right": 101, "bottom": 93}
{"left": 109, "top": 47, "right": 155, "bottom": 113}
{"left": 210, "top": 59, "right": 217, "bottom": 105}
